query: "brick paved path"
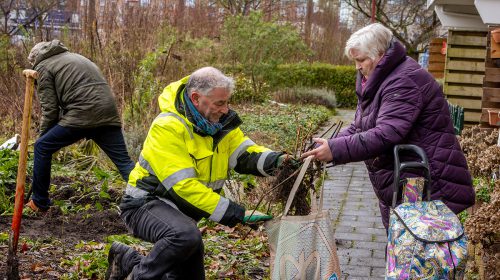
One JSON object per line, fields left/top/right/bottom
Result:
{"left": 325, "top": 162, "right": 387, "bottom": 280}
{"left": 318, "top": 110, "right": 387, "bottom": 279}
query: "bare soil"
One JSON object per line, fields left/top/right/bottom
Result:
{"left": 0, "top": 209, "right": 127, "bottom": 279}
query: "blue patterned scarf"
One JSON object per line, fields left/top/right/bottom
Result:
{"left": 184, "top": 90, "right": 223, "bottom": 136}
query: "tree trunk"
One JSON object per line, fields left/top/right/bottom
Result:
{"left": 304, "top": 0, "right": 313, "bottom": 47}
{"left": 175, "top": 0, "right": 185, "bottom": 32}
{"left": 86, "top": 0, "right": 96, "bottom": 58}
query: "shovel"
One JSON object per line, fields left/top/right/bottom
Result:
{"left": 6, "top": 69, "right": 38, "bottom": 280}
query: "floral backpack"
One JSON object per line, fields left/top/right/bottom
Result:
{"left": 385, "top": 145, "right": 468, "bottom": 280}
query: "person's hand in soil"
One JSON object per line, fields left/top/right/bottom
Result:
{"left": 243, "top": 210, "right": 273, "bottom": 224}
{"left": 301, "top": 138, "right": 333, "bottom": 162}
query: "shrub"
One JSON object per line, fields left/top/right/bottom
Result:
{"left": 231, "top": 75, "right": 270, "bottom": 104}
{"left": 459, "top": 126, "right": 500, "bottom": 178}
{"left": 235, "top": 102, "right": 332, "bottom": 151}
{"left": 263, "top": 63, "right": 357, "bottom": 108}
{"left": 459, "top": 126, "right": 500, "bottom": 280}
{"left": 122, "top": 31, "right": 220, "bottom": 159}
{"left": 0, "top": 149, "right": 33, "bottom": 214}
{"left": 273, "top": 87, "right": 336, "bottom": 109}
{"left": 464, "top": 180, "right": 500, "bottom": 280}
{"left": 221, "top": 12, "right": 310, "bottom": 97}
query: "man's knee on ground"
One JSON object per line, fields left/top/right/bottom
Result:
{"left": 172, "top": 223, "right": 203, "bottom": 251}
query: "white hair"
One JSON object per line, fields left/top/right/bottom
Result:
{"left": 186, "top": 67, "right": 235, "bottom": 96}
{"left": 344, "top": 23, "right": 393, "bottom": 60}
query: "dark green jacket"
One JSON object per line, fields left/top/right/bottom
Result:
{"left": 32, "top": 40, "right": 121, "bottom": 133}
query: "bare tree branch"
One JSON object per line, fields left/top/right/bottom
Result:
{"left": 6, "top": 0, "right": 62, "bottom": 37}
{"left": 345, "top": 0, "right": 440, "bottom": 57}
{"left": 0, "top": 0, "right": 16, "bottom": 35}
{"left": 213, "top": 0, "right": 262, "bottom": 16}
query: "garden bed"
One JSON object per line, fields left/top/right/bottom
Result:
{"left": 0, "top": 102, "right": 333, "bottom": 279}
{"left": 459, "top": 126, "right": 500, "bottom": 280}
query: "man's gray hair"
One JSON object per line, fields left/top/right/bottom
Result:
{"left": 186, "top": 67, "right": 235, "bottom": 96}
{"left": 344, "top": 23, "right": 393, "bottom": 60}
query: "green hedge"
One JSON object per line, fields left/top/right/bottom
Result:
{"left": 263, "top": 63, "right": 357, "bottom": 108}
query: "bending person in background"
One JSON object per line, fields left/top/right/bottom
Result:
{"left": 106, "top": 67, "right": 288, "bottom": 280}
{"left": 302, "top": 23, "right": 475, "bottom": 230}
{"left": 27, "top": 40, "right": 134, "bottom": 212}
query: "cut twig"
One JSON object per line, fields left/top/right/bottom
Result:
{"left": 303, "top": 121, "right": 340, "bottom": 153}
{"left": 241, "top": 167, "right": 302, "bottom": 240}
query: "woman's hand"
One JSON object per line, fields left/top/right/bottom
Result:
{"left": 301, "top": 138, "right": 333, "bottom": 162}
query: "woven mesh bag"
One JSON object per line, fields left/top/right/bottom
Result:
{"left": 266, "top": 156, "right": 341, "bottom": 280}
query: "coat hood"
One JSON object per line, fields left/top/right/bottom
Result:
{"left": 30, "top": 39, "right": 68, "bottom": 68}
{"left": 157, "top": 75, "right": 242, "bottom": 140}
{"left": 158, "top": 75, "right": 190, "bottom": 114}
{"left": 357, "top": 39, "right": 407, "bottom": 102}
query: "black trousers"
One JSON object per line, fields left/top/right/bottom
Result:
{"left": 121, "top": 199, "right": 205, "bottom": 279}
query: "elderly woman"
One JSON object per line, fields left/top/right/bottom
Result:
{"left": 302, "top": 23, "right": 475, "bottom": 229}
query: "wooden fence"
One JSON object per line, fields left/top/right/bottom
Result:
{"left": 428, "top": 38, "right": 446, "bottom": 79}
{"left": 480, "top": 26, "right": 500, "bottom": 127}
{"left": 444, "top": 30, "right": 487, "bottom": 124}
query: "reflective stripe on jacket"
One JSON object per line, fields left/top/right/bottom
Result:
{"left": 121, "top": 76, "right": 281, "bottom": 227}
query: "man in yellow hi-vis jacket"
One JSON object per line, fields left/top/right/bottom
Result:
{"left": 106, "top": 67, "right": 287, "bottom": 280}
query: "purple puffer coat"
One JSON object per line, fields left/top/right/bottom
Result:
{"left": 329, "top": 40, "right": 475, "bottom": 229}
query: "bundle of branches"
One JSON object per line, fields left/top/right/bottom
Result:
{"left": 272, "top": 158, "right": 322, "bottom": 215}
{"left": 267, "top": 121, "right": 343, "bottom": 216}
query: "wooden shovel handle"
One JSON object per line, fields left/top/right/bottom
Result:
{"left": 22, "top": 69, "right": 38, "bottom": 79}
{"left": 11, "top": 69, "right": 38, "bottom": 251}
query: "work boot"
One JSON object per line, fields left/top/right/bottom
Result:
{"left": 26, "top": 200, "right": 48, "bottom": 213}
{"left": 105, "top": 242, "right": 132, "bottom": 280}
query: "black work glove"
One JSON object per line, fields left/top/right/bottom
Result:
{"left": 276, "top": 154, "right": 301, "bottom": 168}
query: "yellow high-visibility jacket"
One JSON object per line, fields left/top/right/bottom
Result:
{"left": 121, "top": 76, "right": 282, "bottom": 227}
